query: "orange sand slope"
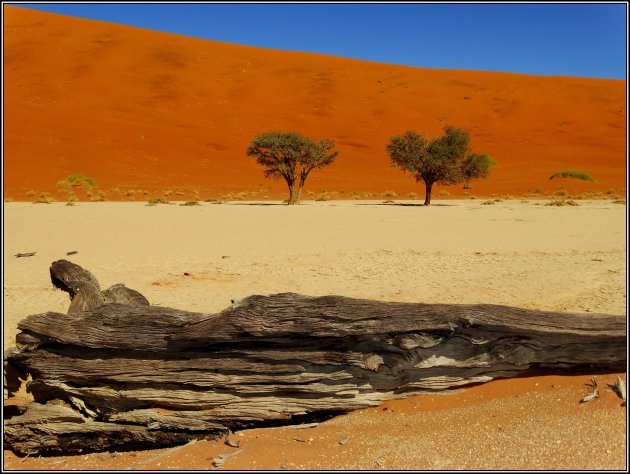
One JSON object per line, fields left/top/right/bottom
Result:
{"left": 4, "top": 6, "right": 627, "bottom": 199}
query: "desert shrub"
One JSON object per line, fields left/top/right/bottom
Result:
{"left": 534, "top": 187, "right": 542, "bottom": 194}
{"left": 65, "top": 201, "right": 75, "bottom": 206}
{"left": 438, "top": 190, "right": 450, "bottom": 196}
{"left": 612, "top": 200, "right": 626, "bottom": 205}
{"left": 315, "top": 192, "right": 335, "bottom": 201}
{"left": 89, "top": 189, "right": 107, "bottom": 202}
{"left": 554, "top": 189, "right": 569, "bottom": 197}
{"left": 546, "top": 199, "right": 579, "bottom": 206}
{"left": 175, "top": 190, "right": 186, "bottom": 196}
{"left": 481, "top": 200, "right": 495, "bottom": 205}
{"left": 163, "top": 190, "right": 173, "bottom": 196}
{"left": 204, "top": 198, "right": 225, "bottom": 204}
{"left": 382, "top": 200, "right": 395, "bottom": 204}
{"left": 34, "top": 192, "right": 54, "bottom": 204}
{"left": 383, "top": 190, "right": 397, "bottom": 197}
{"left": 180, "top": 200, "right": 201, "bottom": 206}
{"left": 147, "top": 196, "right": 170, "bottom": 206}
{"left": 462, "top": 182, "right": 472, "bottom": 189}
{"left": 408, "top": 192, "right": 418, "bottom": 199}
{"left": 25, "top": 190, "right": 37, "bottom": 197}
{"left": 549, "top": 170, "right": 595, "bottom": 182}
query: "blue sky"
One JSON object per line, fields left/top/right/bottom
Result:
{"left": 10, "top": 2, "right": 628, "bottom": 79}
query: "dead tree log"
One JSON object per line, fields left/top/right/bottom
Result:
{"left": 4, "top": 263, "right": 626, "bottom": 456}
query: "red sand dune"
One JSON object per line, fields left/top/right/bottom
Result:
{"left": 4, "top": 6, "right": 627, "bottom": 200}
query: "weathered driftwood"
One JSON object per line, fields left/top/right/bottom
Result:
{"left": 50, "top": 259, "right": 149, "bottom": 313}
{"left": 3, "top": 262, "right": 626, "bottom": 455}
{"left": 14, "top": 252, "right": 36, "bottom": 258}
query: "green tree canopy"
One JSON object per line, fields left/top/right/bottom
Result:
{"left": 387, "top": 126, "right": 496, "bottom": 205}
{"left": 246, "top": 132, "right": 338, "bottom": 205}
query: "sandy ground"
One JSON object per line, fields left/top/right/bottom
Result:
{"left": 2, "top": 199, "right": 627, "bottom": 470}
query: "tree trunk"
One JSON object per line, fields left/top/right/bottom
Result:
{"left": 295, "top": 175, "right": 308, "bottom": 205}
{"left": 424, "top": 181, "right": 434, "bottom": 206}
{"left": 4, "top": 262, "right": 625, "bottom": 456}
{"left": 5, "top": 295, "right": 625, "bottom": 456}
{"left": 287, "top": 180, "right": 297, "bottom": 205}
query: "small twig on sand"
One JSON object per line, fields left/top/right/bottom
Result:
{"left": 579, "top": 377, "right": 599, "bottom": 403}
{"left": 611, "top": 376, "right": 626, "bottom": 404}
{"left": 15, "top": 252, "right": 36, "bottom": 258}
{"left": 66, "top": 251, "right": 78, "bottom": 256}
{"left": 126, "top": 439, "right": 198, "bottom": 470}
{"left": 212, "top": 449, "right": 243, "bottom": 469}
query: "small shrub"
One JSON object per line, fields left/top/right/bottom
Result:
{"left": 34, "top": 192, "right": 54, "bottom": 204}
{"left": 554, "top": 189, "right": 569, "bottom": 197}
{"left": 612, "top": 200, "right": 626, "bottom": 205}
{"left": 383, "top": 190, "right": 397, "bottom": 197}
{"left": 175, "top": 190, "right": 186, "bottom": 196}
{"left": 549, "top": 170, "right": 595, "bottom": 182}
{"left": 204, "top": 199, "right": 225, "bottom": 204}
{"left": 481, "top": 200, "right": 495, "bottom": 205}
{"left": 534, "top": 187, "right": 542, "bottom": 194}
{"left": 438, "top": 190, "right": 450, "bottom": 196}
{"left": 65, "top": 201, "right": 75, "bottom": 206}
{"left": 408, "top": 192, "right": 418, "bottom": 199}
{"left": 382, "top": 200, "right": 395, "bottom": 204}
{"left": 180, "top": 200, "right": 200, "bottom": 206}
{"left": 546, "top": 199, "right": 579, "bottom": 206}
{"left": 89, "top": 190, "right": 106, "bottom": 202}
{"left": 147, "top": 196, "right": 170, "bottom": 206}
{"left": 315, "top": 193, "right": 329, "bottom": 201}
{"left": 25, "top": 190, "right": 37, "bottom": 197}
{"left": 163, "top": 190, "right": 173, "bottom": 196}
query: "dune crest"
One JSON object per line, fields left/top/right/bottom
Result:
{"left": 4, "top": 6, "right": 626, "bottom": 199}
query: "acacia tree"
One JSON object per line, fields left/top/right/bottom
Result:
{"left": 246, "top": 132, "right": 338, "bottom": 205}
{"left": 386, "top": 126, "right": 496, "bottom": 205}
